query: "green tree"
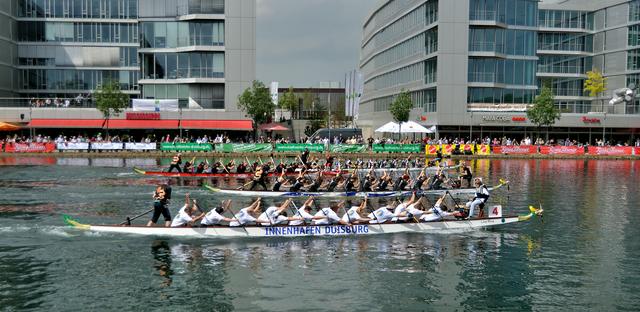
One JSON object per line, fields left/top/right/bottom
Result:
{"left": 332, "top": 101, "right": 348, "bottom": 128}
{"left": 95, "top": 80, "right": 130, "bottom": 138}
{"left": 279, "top": 87, "right": 298, "bottom": 119}
{"left": 237, "top": 80, "right": 275, "bottom": 134}
{"left": 389, "top": 90, "right": 413, "bottom": 139}
{"left": 527, "top": 85, "right": 561, "bottom": 141}
{"left": 584, "top": 68, "right": 607, "bottom": 112}
{"left": 302, "top": 90, "right": 314, "bottom": 112}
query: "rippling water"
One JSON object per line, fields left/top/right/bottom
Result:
{"left": 0, "top": 157, "right": 639, "bottom": 311}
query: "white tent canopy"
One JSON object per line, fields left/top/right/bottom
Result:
{"left": 374, "top": 121, "right": 400, "bottom": 133}
{"left": 375, "top": 121, "right": 434, "bottom": 134}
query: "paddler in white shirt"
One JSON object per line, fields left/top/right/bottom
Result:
{"left": 200, "top": 199, "right": 234, "bottom": 226}
{"left": 341, "top": 197, "right": 371, "bottom": 224}
{"left": 421, "top": 194, "right": 454, "bottom": 222}
{"left": 289, "top": 197, "right": 325, "bottom": 226}
{"left": 258, "top": 198, "right": 303, "bottom": 225}
{"left": 170, "top": 193, "right": 205, "bottom": 227}
{"left": 229, "top": 198, "right": 269, "bottom": 226}
{"left": 368, "top": 200, "right": 397, "bottom": 224}
{"left": 313, "top": 201, "right": 350, "bottom": 225}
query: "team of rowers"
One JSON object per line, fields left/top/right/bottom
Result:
{"left": 167, "top": 149, "right": 444, "bottom": 175}
{"left": 145, "top": 177, "right": 491, "bottom": 228}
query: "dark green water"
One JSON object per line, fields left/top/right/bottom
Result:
{"left": 0, "top": 158, "right": 639, "bottom": 311}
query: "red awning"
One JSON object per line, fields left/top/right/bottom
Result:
{"left": 106, "top": 120, "right": 179, "bottom": 129}
{"left": 28, "top": 119, "right": 105, "bottom": 128}
{"left": 27, "top": 119, "right": 253, "bottom": 130}
{"left": 181, "top": 120, "right": 253, "bottom": 131}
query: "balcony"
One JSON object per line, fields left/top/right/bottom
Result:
{"left": 470, "top": 10, "right": 506, "bottom": 25}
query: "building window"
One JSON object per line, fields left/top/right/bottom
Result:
{"left": 17, "top": 0, "right": 139, "bottom": 19}
{"left": 631, "top": 0, "right": 640, "bottom": 22}
{"left": 628, "top": 49, "right": 640, "bottom": 70}
{"left": 140, "top": 21, "right": 224, "bottom": 49}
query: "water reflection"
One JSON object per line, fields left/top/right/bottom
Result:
{"left": 151, "top": 240, "right": 173, "bottom": 288}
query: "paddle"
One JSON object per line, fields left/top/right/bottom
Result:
{"left": 225, "top": 201, "right": 249, "bottom": 234}
{"left": 445, "top": 190, "right": 465, "bottom": 216}
{"left": 120, "top": 208, "right": 153, "bottom": 225}
{"left": 289, "top": 199, "right": 307, "bottom": 226}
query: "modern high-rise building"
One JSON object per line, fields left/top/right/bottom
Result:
{"left": 0, "top": 0, "right": 255, "bottom": 132}
{"left": 359, "top": 0, "right": 640, "bottom": 143}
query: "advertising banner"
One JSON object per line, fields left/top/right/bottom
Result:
{"left": 132, "top": 99, "right": 179, "bottom": 112}
{"left": 425, "top": 144, "right": 490, "bottom": 155}
{"left": 124, "top": 143, "right": 157, "bottom": 150}
{"left": 373, "top": 144, "right": 421, "bottom": 153}
{"left": 330, "top": 145, "right": 367, "bottom": 153}
{"left": 587, "top": 146, "right": 633, "bottom": 156}
{"left": 160, "top": 143, "right": 213, "bottom": 152}
{"left": 91, "top": 142, "right": 124, "bottom": 150}
{"left": 217, "top": 144, "right": 273, "bottom": 153}
{"left": 275, "top": 144, "right": 324, "bottom": 152}
{"left": 57, "top": 142, "right": 90, "bottom": 150}
{"left": 539, "top": 146, "right": 585, "bottom": 155}
{"left": 4, "top": 142, "right": 56, "bottom": 153}
{"left": 492, "top": 145, "right": 538, "bottom": 154}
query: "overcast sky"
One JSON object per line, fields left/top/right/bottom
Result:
{"left": 256, "top": 0, "right": 373, "bottom": 87}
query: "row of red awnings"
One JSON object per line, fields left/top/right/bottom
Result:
{"left": 26, "top": 119, "right": 253, "bottom": 131}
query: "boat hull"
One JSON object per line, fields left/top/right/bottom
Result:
{"left": 84, "top": 216, "right": 521, "bottom": 238}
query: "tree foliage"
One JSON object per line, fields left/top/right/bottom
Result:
{"left": 95, "top": 80, "right": 129, "bottom": 137}
{"left": 584, "top": 69, "right": 607, "bottom": 97}
{"left": 279, "top": 87, "right": 298, "bottom": 114}
{"left": 527, "top": 86, "right": 560, "bottom": 128}
{"left": 389, "top": 90, "right": 413, "bottom": 123}
{"left": 95, "top": 80, "right": 130, "bottom": 120}
{"left": 237, "top": 80, "right": 275, "bottom": 127}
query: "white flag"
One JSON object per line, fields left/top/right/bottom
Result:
{"left": 270, "top": 81, "right": 279, "bottom": 106}
{"left": 345, "top": 72, "right": 352, "bottom": 116}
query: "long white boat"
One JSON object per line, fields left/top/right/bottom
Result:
{"left": 203, "top": 181, "right": 508, "bottom": 198}
{"left": 62, "top": 207, "right": 542, "bottom": 238}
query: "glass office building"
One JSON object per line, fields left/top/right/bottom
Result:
{"left": 0, "top": 0, "right": 255, "bottom": 126}
{"left": 359, "top": 0, "right": 640, "bottom": 142}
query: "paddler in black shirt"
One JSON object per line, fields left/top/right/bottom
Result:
{"left": 248, "top": 165, "right": 267, "bottom": 190}
{"left": 300, "top": 148, "right": 310, "bottom": 168}
{"left": 167, "top": 153, "right": 182, "bottom": 172}
{"left": 305, "top": 174, "right": 324, "bottom": 192}
{"left": 323, "top": 174, "right": 342, "bottom": 192}
{"left": 147, "top": 184, "right": 172, "bottom": 227}
{"left": 459, "top": 161, "right": 473, "bottom": 188}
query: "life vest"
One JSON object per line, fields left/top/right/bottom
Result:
{"left": 475, "top": 185, "right": 490, "bottom": 201}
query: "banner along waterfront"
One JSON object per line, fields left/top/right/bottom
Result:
{"left": 0, "top": 158, "right": 638, "bottom": 311}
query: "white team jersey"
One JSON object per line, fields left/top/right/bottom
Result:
{"left": 313, "top": 208, "right": 341, "bottom": 225}
{"left": 368, "top": 207, "right": 396, "bottom": 223}
{"left": 394, "top": 202, "right": 409, "bottom": 215}
{"left": 201, "top": 209, "right": 224, "bottom": 225}
{"left": 405, "top": 203, "right": 425, "bottom": 218}
{"left": 170, "top": 206, "right": 193, "bottom": 227}
{"left": 341, "top": 206, "right": 361, "bottom": 223}
{"left": 258, "top": 206, "right": 280, "bottom": 226}
{"left": 421, "top": 204, "right": 453, "bottom": 222}
{"left": 289, "top": 206, "right": 314, "bottom": 226}
{"left": 229, "top": 207, "right": 257, "bottom": 226}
